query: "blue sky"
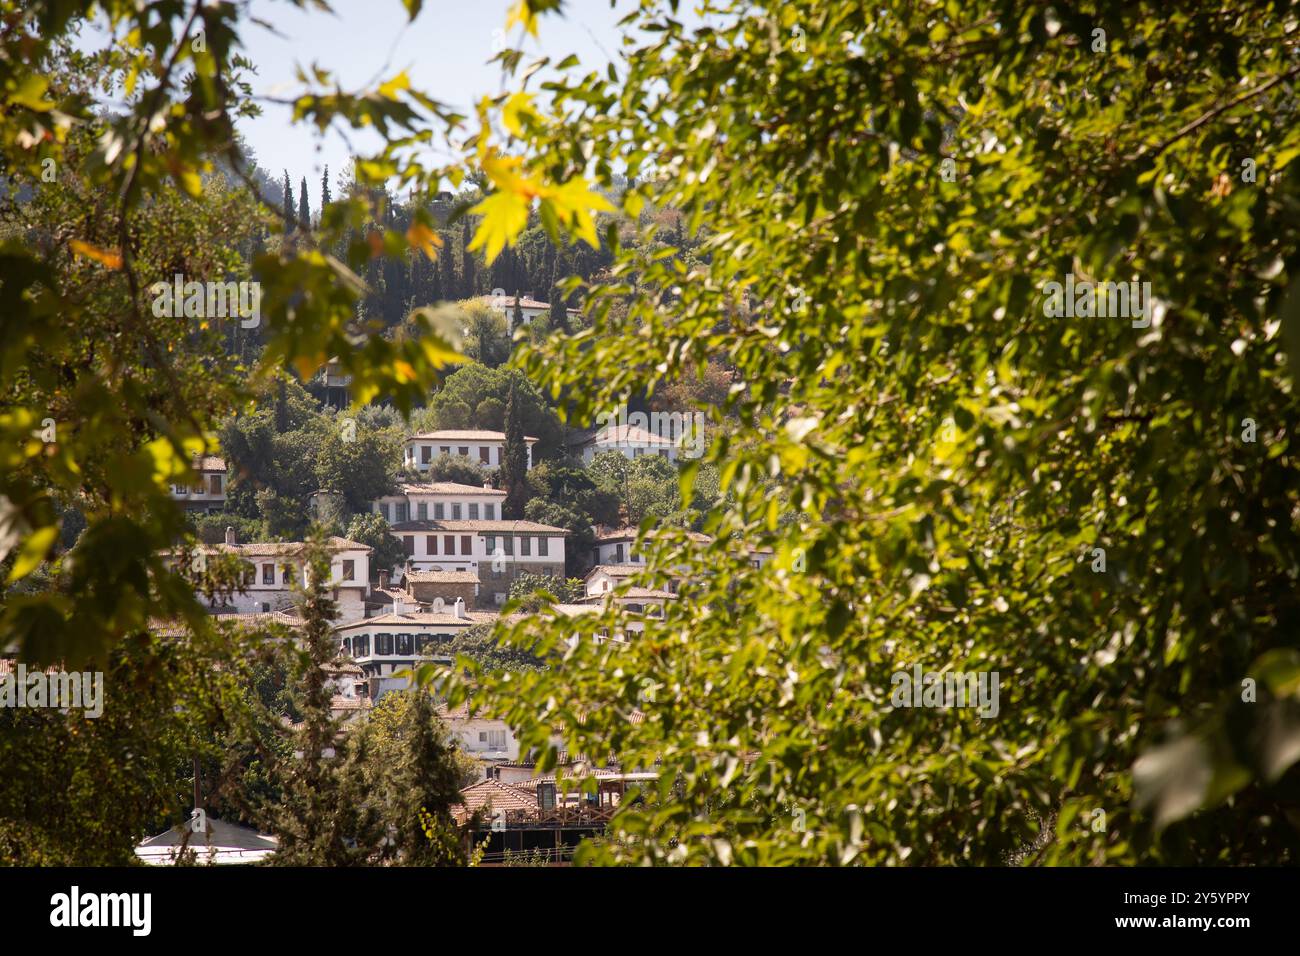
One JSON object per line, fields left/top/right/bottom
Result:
{"left": 236, "top": 0, "right": 634, "bottom": 186}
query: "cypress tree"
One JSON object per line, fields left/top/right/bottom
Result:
{"left": 320, "top": 165, "right": 332, "bottom": 214}
{"left": 267, "top": 536, "right": 355, "bottom": 865}
{"left": 501, "top": 379, "right": 529, "bottom": 519}
{"left": 298, "top": 177, "right": 310, "bottom": 231}
{"left": 282, "top": 170, "right": 294, "bottom": 230}
{"left": 439, "top": 230, "right": 456, "bottom": 302}
{"left": 549, "top": 249, "right": 568, "bottom": 334}
{"left": 461, "top": 219, "right": 475, "bottom": 297}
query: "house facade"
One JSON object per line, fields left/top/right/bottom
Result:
{"left": 569, "top": 424, "right": 677, "bottom": 464}
{"left": 334, "top": 604, "right": 493, "bottom": 697}
{"left": 171, "top": 455, "right": 227, "bottom": 513}
{"left": 388, "top": 519, "right": 567, "bottom": 605}
{"left": 373, "top": 481, "right": 507, "bottom": 524}
{"left": 403, "top": 430, "right": 537, "bottom": 472}
{"left": 173, "top": 531, "right": 372, "bottom": 621}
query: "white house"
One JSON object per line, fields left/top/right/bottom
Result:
{"left": 373, "top": 481, "right": 507, "bottom": 524}
{"left": 591, "top": 526, "right": 773, "bottom": 572}
{"left": 171, "top": 529, "right": 372, "bottom": 621}
{"left": 403, "top": 430, "right": 537, "bottom": 472}
{"left": 481, "top": 291, "right": 550, "bottom": 331}
{"left": 569, "top": 423, "right": 677, "bottom": 464}
{"left": 388, "top": 518, "right": 567, "bottom": 605}
{"left": 334, "top": 603, "right": 494, "bottom": 698}
{"left": 171, "top": 455, "right": 227, "bottom": 513}
{"left": 437, "top": 699, "right": 520, "bottom": 763}
{"left": 580, "top": 565, "right": 676, "bottom": 638}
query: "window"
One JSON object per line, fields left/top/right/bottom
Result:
{"left": 503, "top": 536, "right": 514, "bottom": 556}
{"left": 395, "top": 503, "right": 409, "bottom": 523}
{"left": 342, "top": 559, "right": 355, "bottom": 581}
{"left": 444, "top": 535, "right": 456, "bottom": 555}
{"left": 461, "top": 535, "right": 472, "bottom": 555}
{"left": 458, "top": 446, "right": 469, "bottom": 457}
{"left": 209, "top": 475, "right": 222, "bottom": 495}
{"left": 341, "top": 637, "right": 352, "bottom": 656}
{"left": 478, "top": 732, "right": 487, "bottom": 742}
{"left": 538, "top": 537, "right": 548, "bottom": 557}
{"left": 485, "top": 503, "right": 495, "bottom": 520}
{"left": 396, "top": 633, "right": 413, "bottom": 655}
{"left": 262, "top": 563, "right": 274, "bottom": 585}
{"left": 440, "top": 446, "right": 450, "bottom": 455}
{"left": 479, "top": 446, "right": 489, "bottom": 463}
{"left": 376, "top": 633, "right": 393, "bottom": 655}
{"left": 417, "top": 502, "right": 427, "bottom": 520}
{"left": 434, "top": 503, "right": 445, "bottom": 519}
{"left": 427, "top": 535, "right": 437, "bottom": 555}
{"left": 415, "top": 635, "right": 431, "bottom": 654}
{"left": 485, "top": 535, "right": 496, "bottom": 554}
{"left": 421, "top": 445, "right": 431, "bottom": 463}
{"left": 403, "top": 536, "right": 414, "bottom": 556}
{"left": 379, "top": 502, "right": 390, "bottom": 521}
{"left": 614, "top": 544, "right": 624, "bottom": 563}
{"left": 448, "top": 503, "right": 460, "bottom": 519}
{"left": 353, "top": 635, "right": 370, "bottom": 656}
{"left": 469, "top": 503, "right": 479, "bottom": 519}
{"left": 487, "top": 730, "right": 506, "bottom": 750}
{"left": 521, "top": 536, "right": 531, "bottom": 557}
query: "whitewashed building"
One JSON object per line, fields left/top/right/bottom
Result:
{"left": 334, "top": 602, "right": 494, "bottom": 697}
{"left": 437, "top": 699, "right": 520, "bottom": 763}
{"left": 171, "top": 455, "right": 227, "bottom": 513}
{"left": 403, "top": 430, "right": 537, "bottom": 472}
{"left": 171, "top": 530, "right": 372, "bottom": 621}
{"left": 373, "top": 481, "right": 506, "bottom": 524}
{"left": 569, "top": 423, "right": 677, "bottom": 464}
{"left": 388, "top": 519, "right": 567, "bottom": 605}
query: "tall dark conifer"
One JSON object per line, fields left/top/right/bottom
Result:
{"left": 501, "top": 379, "right": 529, "bottom": 519}
{"left": 298, "top": 177, "right": 310, "bottom": 231}
{"left": 460, "top": 219, "right": 475, "bottom": 297}
{"left": 282, "top": 170, "right": 294, "bottom": 230}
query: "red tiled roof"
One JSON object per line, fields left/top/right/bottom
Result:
{"left": 388, "top": 519, "right": 567, "bottom": 534}
{"left": 406, "top": 430, "right": 538, "bottom": 443}
{"left": 395, "top": 482, "right": 506, "bottom": 497}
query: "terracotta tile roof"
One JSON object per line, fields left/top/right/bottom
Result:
{"left": 402, "top": 570, "right": 481, "bottom": 584}
{"left": 406, "top": 430, "right": 538, "bottom": 443}
{"left": 330, "top": 695, "right": 372, "bottom": 713}
{"left": 585, "top": 565, "right": 642, "bottom": 580}
{"left": 388, "top": 519, "right": 567, "bottom": 534}
{"left": 580, "top": 424, "right": 675, "bottom": 446}
{"left": 214, "top": 611, "right": 307, "bottom": 629}
{"left": 334, "top": 610, "right": 496, "bottom": 631}
{"left": 395, "top": 482, "right": 506, "bottom": 497}
{"left": 481, "top": 293, "right": 552, "bottom": 311}
{"left": 194, "top": 455, "right": 226, "bottom": 472}
{"left": 171, "top": 536, "right": 371, "bottom": 558}
{"left": 594, "top": 527, "right": 713, "bottom": 544}
{"left": 457, "top": 779, "right": 538, "bottom": 818}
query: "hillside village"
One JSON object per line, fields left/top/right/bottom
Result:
{"left": 158, "top": 305, "right": 768, "bottom": 860}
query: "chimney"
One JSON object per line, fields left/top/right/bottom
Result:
{"left": 454, "top": 596, "right": 466, "bottom": 620}
{"left": 379, "top": 569, "right": 390, "bottom": 591}
{"left": 224, "top": 525, "right": 236, "bottom": 546}
{"left": 483, "top": 482, "right": 492, "bottom": 490}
